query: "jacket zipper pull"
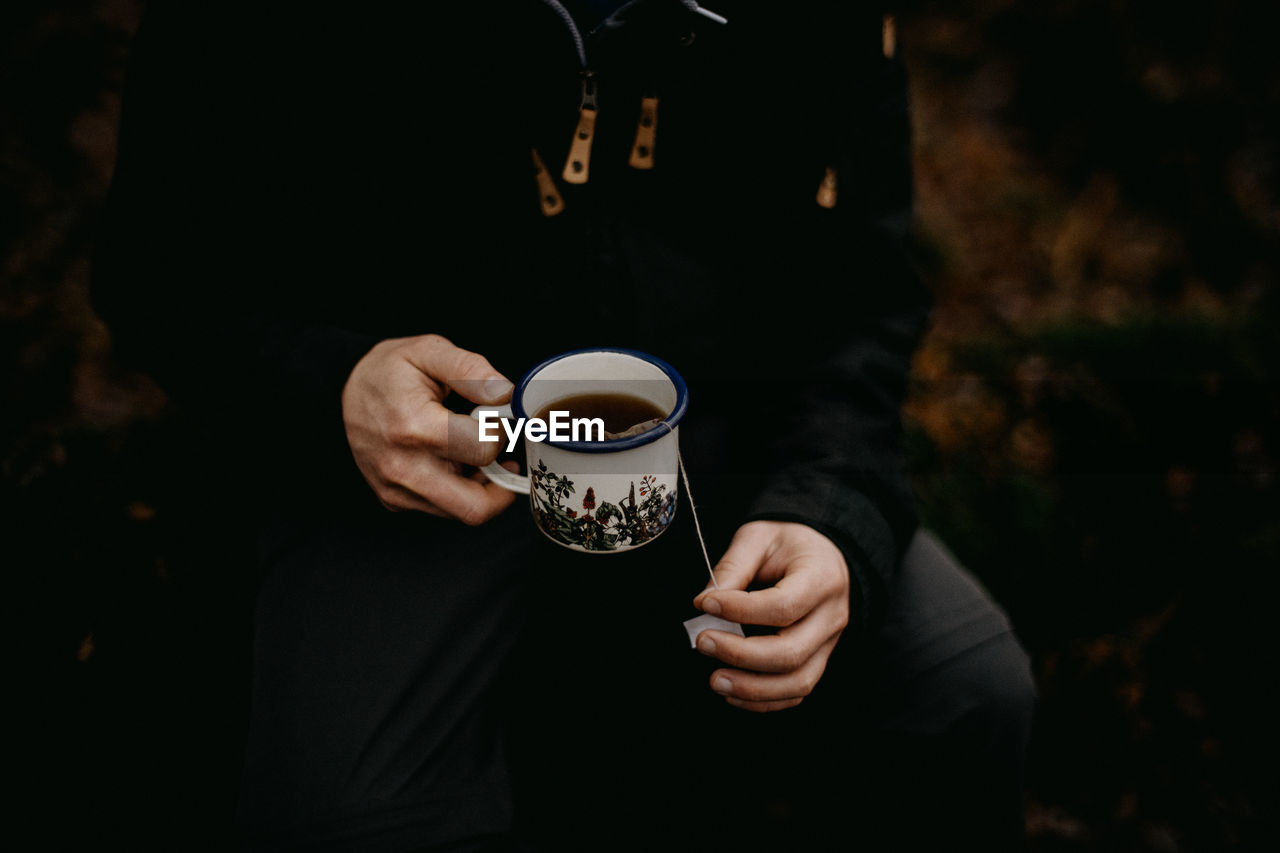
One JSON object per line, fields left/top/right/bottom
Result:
{"left": 628, "top": 93, "right": 659, "bottom": 170}
{"left": 563, "top": 71, "right": 599, "bottom": 185}
{"left": 816, "top": 166, "right": 838, "bottom": 209}
{"left": 532, "top": 148, "right": 564, "bottom": 216}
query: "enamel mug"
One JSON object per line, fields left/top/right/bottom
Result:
{"left": 471, "top": 348, "right": 688, "bottom": 553}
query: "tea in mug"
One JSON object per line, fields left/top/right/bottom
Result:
{"left": 533, "top": 393, "right": 668, "bottom": 437}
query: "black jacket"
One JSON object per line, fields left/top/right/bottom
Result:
{"left": 94, "top": 0, "right": 927, "bottom": 629}
{"left": 92, "top": 1, "right": 930, "bottom": 846}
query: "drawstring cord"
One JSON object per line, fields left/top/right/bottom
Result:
{"left": 677, "top": 1, "right": 727, "bottom": 25}
{"left": 537, "top": 0, "right": 588, "bottom": 68}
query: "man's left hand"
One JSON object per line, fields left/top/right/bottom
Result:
{"left": 692, "top": 520, "right": 851, "bottom": 712}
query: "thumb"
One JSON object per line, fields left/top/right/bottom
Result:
{"left": 693, "top": 522, "right": 772, "bottom": 613}
{"left": 405, "top": 334, "right": 513, "bottom": 404}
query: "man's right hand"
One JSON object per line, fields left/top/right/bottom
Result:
{"left": 341, "top": 334, "right": 519, "bottom": 524}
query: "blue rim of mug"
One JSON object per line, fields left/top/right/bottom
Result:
{"left": 512, "top": 347, "right": 688, "bottom": 453}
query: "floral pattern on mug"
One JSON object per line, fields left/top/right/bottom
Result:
{"left": 530, "top": 460, "right": 676, "bottom": 551}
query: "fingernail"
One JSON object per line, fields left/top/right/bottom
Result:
{"left": 702, "top": 597, "right": 722, "bottom": 616}
{"left": 725, "top": 696, "right": 745, "bottom": 708}
{"left": 484, "top": 377, "right": 513, "bottom": 399}
{"left": 697, "top": 635, "right": 716, "bottom": 656}
{"left": 713, "top": 676, "right": 732, "bottom": 695}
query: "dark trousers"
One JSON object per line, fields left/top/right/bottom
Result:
{"left": 504, "top": 529, "right": 1037, "bottom": 852}
{"left": 238, "top": 509, "right": 1035, "bottom": 852}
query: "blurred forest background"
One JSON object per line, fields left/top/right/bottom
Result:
{"left": 5, "top": 0, "right": 1277, "bottom": 849}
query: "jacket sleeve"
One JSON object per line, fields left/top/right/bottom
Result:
{"left": 742, "top": 5, "right": 932, "bottom": 636}
{"left": 91, "top": 2, "right": 379, "bottom": 511}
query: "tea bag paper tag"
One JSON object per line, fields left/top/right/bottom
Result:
{"left": 603, "top": 418, "right": 667, "bottom": 440}
{"left": 682, "top": 613, "right": 745, "bottom": 648}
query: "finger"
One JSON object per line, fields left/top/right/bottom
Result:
{"left": 390, "top": 456, "right": 520, "bottom": 525}
{"left": 389, "top": 401, "right": 500, "bottom": 467}
{"left": 433, "top": 476, "right": 520, "bottom": 525}
{"left": 694, "top": 604, "right": 844, "bottom": 673}
{"left": 387, "top": 486, "right": 511, "bottom": 526}
{"left": 724, "top": 696, "right": 804, "bottom": 713}
{"left": 708, "top": 637, "right": 838, "bottom": 705}
{"left": 375, "top": 477, "right": 488, "bottom": 522}
{"left": 442, "top": 409, "right": 503, "bottom": 467}
{"left": 697, "top": 553, "right": 838, "bottom": 628}
{"left": 375, "top": 481, "right": 449, "bottom": 516}
{"left": 699, "top": 522, "right": 776, "bottom": 595}
{"left": 402, "top": 334, "right": 513, "bottom": 405}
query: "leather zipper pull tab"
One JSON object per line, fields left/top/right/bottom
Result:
{"left": 532, "top": 148, "right": 564, "bottom": 217}
{"left": 563, "top": 71, "right": 599, "bottom": 185}
{"left": 816, "top": 166, "right": 838, "bottom": 209}
{"left": 882, "top": 14, "right": 897, "bottom": 59}
{"left": 629, "top": 94, "right": 660, "bottom": 170}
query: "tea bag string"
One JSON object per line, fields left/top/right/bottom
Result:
{"left": 612, "top": 418, "right": 717, "bottom": 589}
{"left": 677, "top": 449, "right": 744, "bottom": 647}
{"left": 678, "top": 451, "right": 718, "bottom": 590}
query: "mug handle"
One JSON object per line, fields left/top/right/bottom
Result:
{"left": 469, "top": 403, "right": 531, "bottom": 495}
